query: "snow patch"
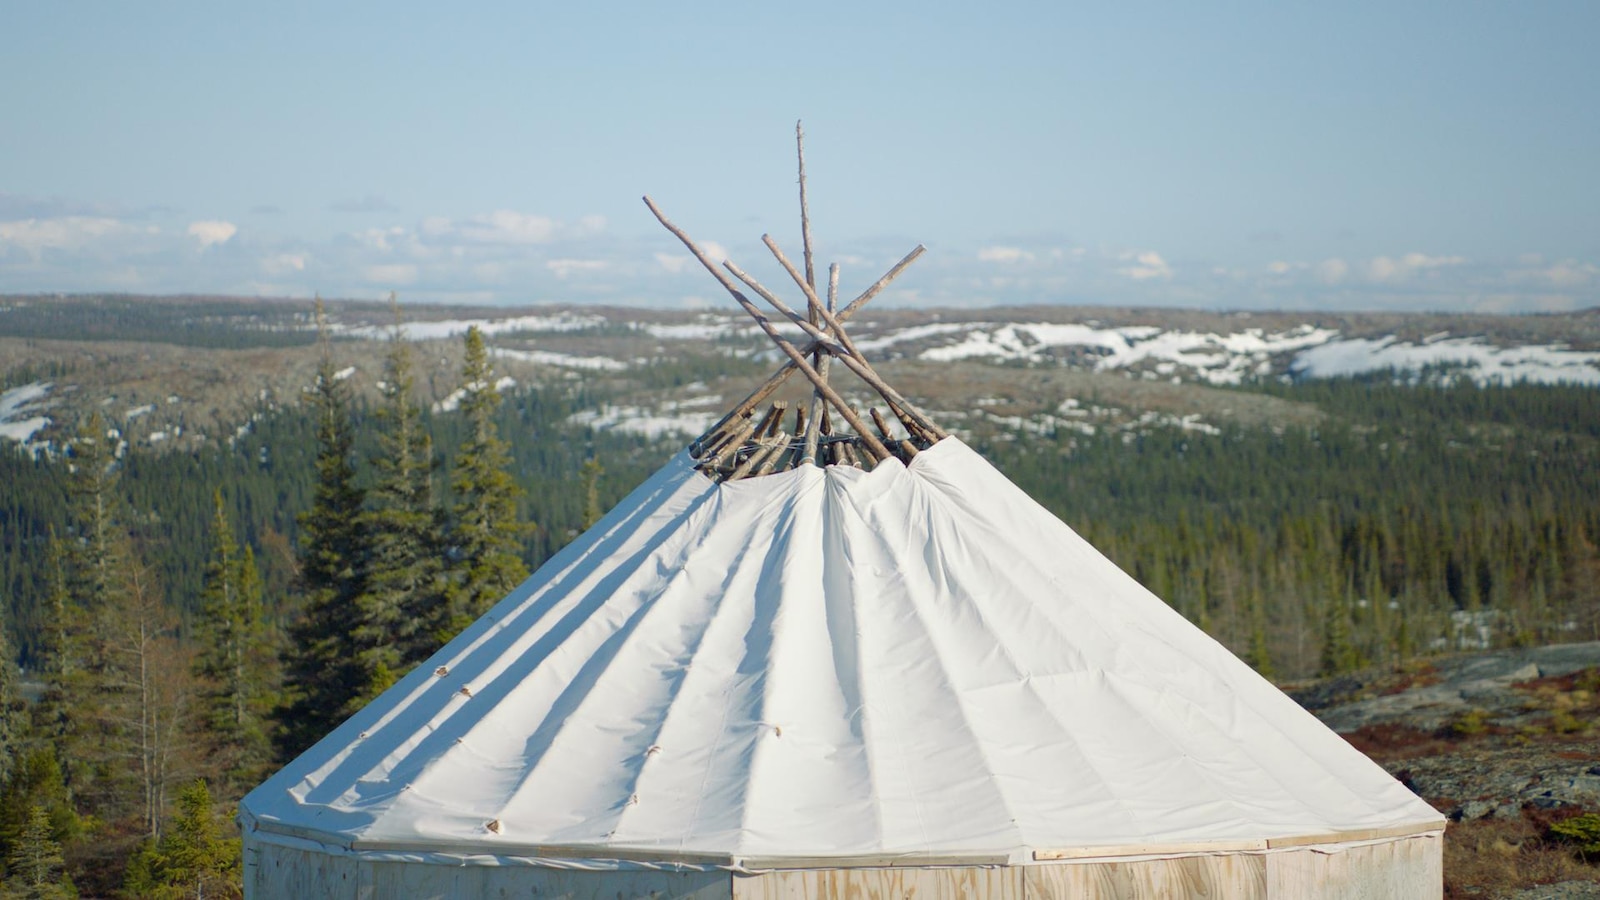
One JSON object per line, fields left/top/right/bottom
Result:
{"left": 340, "top": 312, "right": 606, "bottom": 341}
{"left": 1291, "top": 337, "right": 1600, "bottom": 386}
{"left": 567, "top": 403, "right": 720, "bottom": 440}
{"left": 914, "top": 322, "right": 1338, "bottom": 385}
{"left": 491, "top": 347, "right": 627, "bottom": 371}
{"left": 637, "top": 321, "right": 738, "bottom": 341}
{"left": 0, "top": 382, "right": 54, "bottom": 443}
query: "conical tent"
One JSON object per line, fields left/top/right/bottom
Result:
{"left": 241, "top": 129, "right": 1444, "bottom": 899}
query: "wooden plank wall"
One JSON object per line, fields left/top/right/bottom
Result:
{"left": 1266, "top": 834, "right": 1442, "bottom": 899}
{"left": 734, "top": 836, "right": 1440, "bottom": 900}
{"left": 247, "top": 843, "right": 733, "bottom": 900}
{"left": 1023, "top": 854, "right": 1265, "bottom": 899}
{"left": 733, "top": 866, "right": 1022, "bottom": 900}
{"left": 247, "top": 834, "right": 1441, "bottom": 899}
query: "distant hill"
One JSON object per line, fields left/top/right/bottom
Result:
{"left": 3, "top": 294, "right": 1597, "bottom": 457}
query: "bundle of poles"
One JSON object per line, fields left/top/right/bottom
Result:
{"left": 644, "top": 123, "right": 948, "bottom": 483}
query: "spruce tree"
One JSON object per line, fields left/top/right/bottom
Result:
{"left": 1319, "top": 593, "right": 1363, "bottom": 676}
{"left": 0, "top": 619, "right": 18, "bottom": 790}
{"left": 2, "top": 806, "right": 73, "bottom": 900}
{"left": 122, "top": 779, "right": 239, "bottom": 900}
{"left": 440, "top": 326, "right": 528, "bottom": 642}
{"left": 355, "top": 299, "right": 446, "bottom": 685}
{"left": 48, "top": 414, "right": 143, "bottom": 821}
{"left": 0, "top": 750, "right": 79, "bottom": 868}
{"left": 580, "top": 457, "right": 604, "bottom": 530}
{"left": 278, "top": 301, "right": 371, "bottom": 758}
{"left": 194, "top": 492, "right": 275, "bottom": 791}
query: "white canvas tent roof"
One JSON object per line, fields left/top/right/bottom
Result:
{"left": 240, "top": 437, "right": 1442, "bottom": 869}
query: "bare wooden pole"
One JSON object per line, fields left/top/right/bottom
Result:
{"left": 644, "top": 196, "right": 890, "bottom": 463}
{"left": 728, "top": 435, "right": 786, "bottom": 480}
{"left": 748, "top": 237, "right": 949, "bottom": 442}
{"left": 687, "top": 244, "right": 926, "bottom": 451}
{"left": 870, "top": 407, "right": 917, "bottom": 459}
{"left": 801, "top": 265, "right": 838, "bottom": 465}
{"left": 796, "top": 121, "right": 817, "bottom": 301}
{"left": 751, "top": 403, "right": 785, "bottom": 441}
{"left": 753, "top": 443, "right": 795, "bottom": 477}
{"left": 697, "top": 414, "right": 758, "bottom": 473}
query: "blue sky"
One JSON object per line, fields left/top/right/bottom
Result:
{"left": 2, "top": 2, "right": 1596, "bottom": 312}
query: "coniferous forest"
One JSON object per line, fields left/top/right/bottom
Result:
{"left": 0, "top": 313, "right": 1597, "bottom": 895}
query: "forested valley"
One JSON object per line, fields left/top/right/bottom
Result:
{"left": 0, "top": 310, "right": 1597, "bottom": 896}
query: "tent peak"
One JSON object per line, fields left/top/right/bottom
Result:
{"left": 644, "top": 127, "right": 946, "bottom": 482}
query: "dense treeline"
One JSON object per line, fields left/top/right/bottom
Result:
{"left": 0, "top": 313, "right": 657, "bottom": 896}
{"left": 0, "top": 295, "right": 319, "bottom": 349}
{"left": 988, "top": 376, "right": 1600, "bottom": 678}
{"left": 0, "top": 337, "right": 1596, "bottom": 893}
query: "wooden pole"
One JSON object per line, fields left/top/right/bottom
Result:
{"left": 761, "top": 234, "right": 947, "bottom": 441}
{"left": 870, "top": 407, "right": 917, "bottom": 459}
{"left": 751, "top": 403, "right": 785, "bottom": 442}
{"left": 687, "top": 244, "right": 926, "bottom": 451}
{"left": 728, "top": 435, "right": 786, "bottom": 480}
{"left": 738, "top": 242, "right": 949, "bottom": 443}
{"left": 801, "top": 265, "right": 838, "bottom": 465}
{"left": 754, "top": 443, "right": 796, "bottom": 477}
{"left": 697, "top": 413, "right": 758, "bottom": 473}
{"left": 796, "top": 121, "right": 817, "bottom": 302}
{"left": 644, "top": 196, "right": 890, "bottom": 463}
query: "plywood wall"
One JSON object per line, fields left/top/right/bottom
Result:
{"left": 246, "top": 834, "right": 1441, "bottom": 899}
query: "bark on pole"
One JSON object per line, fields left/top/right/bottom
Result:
{"left": 801, "top": 265, "right": 839, "bottom": 465}
{"left": 758, "top": 235, "right": 949, "bottom": 440}
{"left": 686, "top": 244, "right": 926, "bottom": 451}
{"left": 796, "top": 121, "right": 817, "bottom": 305}
{"left": 643, "top": 196, "right": 890, "bottom": 462}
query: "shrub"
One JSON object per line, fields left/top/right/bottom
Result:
{"left": 1549, "top": 813, "right": 1600, "bottom": 858}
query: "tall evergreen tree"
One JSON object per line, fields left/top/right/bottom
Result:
{"left": 123, "top": 779, "right": 240, "bottom": 900}
{"left": 0, "top": 750, "right": 79, "bottom": 869}
{"left": 2, "top": 806, "right": 73, "bottom": 900}
{"left": 355, "top": 299, "right": 446, "bottom": 686}
{"left": 0, "top": 618, "right": 19, "bottom": 790}
{"left": 580, "top": 457, "right": 604, "bottom": 530}
{"left": 47, "top": 414, "right": 141, "bottom": 820}
{"left": 194, "top": 492, "right": 276, "bottom": 791}
{"left": 440, "top": 326, "right": 528, "bottom": 641}
{"left": 277, "top": 301, "right": 371, "bottom": 758}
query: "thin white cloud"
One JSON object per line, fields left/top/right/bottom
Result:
{"left": 1118, "top": 250, "right": 1171, "bottom": 281}
{"left": 978, "top": 246, "right": 1034, "bottom": 263}
{"left": 546, "top": 259, "right": 608, "bottom": 278}
{"left": 188, "top": 220, "right": 237, "bottom": 248}
{"left": 450, "top": 210, "right": 558, "bottom": 244}
{"left": 1316, "top": 258, "right": 1350, "bottom": 284}
{"left": 1539, "top": 261, "right": 1597, "bottom": 288}
{"left": 261, "top": 253, "right": 307, "bottom": 275}
{"left": 655, "top": 252, "right": 692, "bottom": 274}
{"left": 0, "top": 216, "right": 136, "bottom": 256}
{"left": 1367, "top": 252, "right": 1465, "bottom": 282}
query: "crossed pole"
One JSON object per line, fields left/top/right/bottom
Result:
{"left": 644, "top": 122, "right": 946, "bottom": 475}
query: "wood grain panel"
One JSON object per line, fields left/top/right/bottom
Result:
{"left": 1266, "top": 833, "right": 1442, "bottom": 899}
{"left": 1024, "top": 855, "right": 1265, "bottom": 899}
{"left": 734, "top": 866, "right": 1023, "bottom": 900}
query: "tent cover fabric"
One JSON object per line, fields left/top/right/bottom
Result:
{"left": 240, "top": 437, "right": 1442, "bottom": 868}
